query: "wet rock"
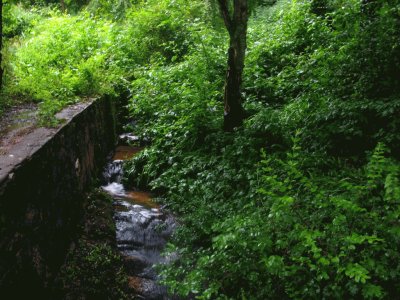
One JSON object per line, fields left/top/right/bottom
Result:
{"left": 114, "top": 203, "right": 130, "bottom": 212}
{"left": 128, "top": 276, "right": 168, "bottom": 300}
{"left": 123, "top": 255, "right": 149, "bottom": 276}
{"left": 118, "top": 240, "right": 145, "bottom": 249}
{"left": 138, "top": 266, "right": 159, "bottom": 280}
{"left": 113, "top": 145, "right": 142, "bottom": 160}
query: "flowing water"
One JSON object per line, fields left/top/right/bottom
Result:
{"left": 102, "top": 139, "right": 177, "bottom": 299}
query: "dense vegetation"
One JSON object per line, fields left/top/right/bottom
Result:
{"left": 1, "top": 0, "right": 400, "bottom": 299}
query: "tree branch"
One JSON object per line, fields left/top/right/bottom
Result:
{"left": 217, "top": 0, "right": 233, "bottom": 33}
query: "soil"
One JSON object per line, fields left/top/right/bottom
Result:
{"left": 0, "top": 103, "right": 39, "bottom": 156}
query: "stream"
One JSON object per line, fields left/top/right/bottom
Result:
{"left": 101, "top": 136, "right": 177, "bottom": 299}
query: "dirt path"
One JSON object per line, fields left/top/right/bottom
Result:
{"left": 0, "top": 103, "right": 39, "bottom": 156}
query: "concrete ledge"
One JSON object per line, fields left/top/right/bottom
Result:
{"left": 0, "top": 96, "right": 116, "bottom": 295}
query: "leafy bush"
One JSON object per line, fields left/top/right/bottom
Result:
{"left": 3, "top": 4, "right": 47, "bottom": 38}
{"left": 245, "top": 0, "right": 400, "bottom": 156}
{"left": 159, "top": 140, "right": 400, "bottom": 299}
{"left": 86, "top": 0, "right": 134, "bottom": 19}
{"left": 0, "top": 4, "right": 50, "bottom": 114}
{"left": 11, "top": 13, "right": 113, "bottom": 120}
{"left": 5, "top": 0, "right": 209, "bottom": 124}
{"left": 115, "top": 0, "right": 209, "bottom": 67}
{"left": 122, "top": 2, "right": 228, "bottom": 188}
{"left": 3, "top": 0, "right": 400, "bottom": 298}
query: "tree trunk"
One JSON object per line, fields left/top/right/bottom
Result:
{"left": 218, "top": 0, "right": 248, "bottom": 132}
{"left": 0, "top": 0, "right": 3, "bottom": 91}
{"left": 60, "top": 0, "right": 66, "bottom": 12}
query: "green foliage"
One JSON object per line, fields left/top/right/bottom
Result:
{"left": 2, "top": 4, "right": 46, "bottom": 38}
{"left": 13, "top": 13, "right": 113, "bottom": 99}
{"left": 244, "top": 0, "right": 400, "bottom": 155}
{"left": 158, "top": 140, "right": 400, "bottom": 299}
{"left": 122, "top": 0, "right": 228, "bottom": 187}
{"left": 10, "top": 13, "right": 115, "bottom": 123}
{"left": 4, "top": 0, "right": 209, "bottom": 124}
{"left": 61, "top": 242, "right": 128, "bottom": 299}
{"left": 0, "top": 4, "right": 51, "bottom": 114}
{"left": 122, "top": 0, "right": 400, "bottom": 298}
{"left": 86, "top": 0, "right": 134, "bottom": 19}
{"left": 3, "top": 0, "right": 400, "bottom": 298}
{"left": 118, "top": 0, "right": 209, "bottom": 66}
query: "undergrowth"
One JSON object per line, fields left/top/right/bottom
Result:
{"left": 58, "top": 190, "right": 129, "bottom": 299}
{"left": 122, "top": 0, "right": 400, "bottom": 299}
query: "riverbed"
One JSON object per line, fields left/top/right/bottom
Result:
{"left": 102, "top": 139, "right": 177, "bottom": 299}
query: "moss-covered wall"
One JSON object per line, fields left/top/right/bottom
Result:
{"left": 0, "top": 96, "right": 116, "bottom": 297}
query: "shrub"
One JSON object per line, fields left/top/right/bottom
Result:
{"left": 10, "top": 13, "right": 114, "bottom": 123}
{"left": 160, "top": 140, "right": 400, "bottom": 299}
{"left": 244, "top": 0, "right": 400, "bottom": 156}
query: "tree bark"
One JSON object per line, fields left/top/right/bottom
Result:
{"left": 0, "top": 0, "right": 3, "bottom": 91}
{"left": 218, "top": 0, "right": 248, "bottom": 132}
{"left": 60, "top": 0, "right": 66, "bottom": 12}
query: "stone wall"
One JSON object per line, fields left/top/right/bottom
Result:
{"left": 0, "top": 96, "right": 116, "bottom": 297}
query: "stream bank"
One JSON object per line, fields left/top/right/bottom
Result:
{"left": 57, "top": 190, "right": 130, "bottom": 299}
